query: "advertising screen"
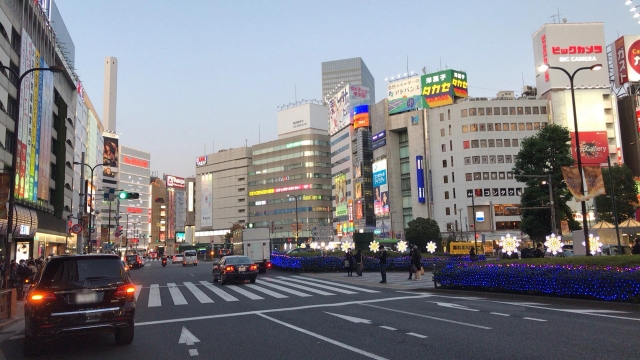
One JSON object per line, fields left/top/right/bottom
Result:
{"left": 334, "top": 173, "right": 348, "bottom": 217}
{"left": 328, "top": 84, "right": 370, "bottom": 135}
{"left": 570, "top": 131, "right": 609, "bottom": 166}
{"left": 373, "top": 159, "right": 389, "bottom": 215}
{"left": 103, "top": 136, "right": 119, "bottom": 170}
{"left": 175, "top": 190, "right": 186, "bottom": 230}
{"left": 166, "top": 175, "right": 186, "bottom": 189}
{"left": 17, "top": 29, "right": 54, "bottom": 202}
{"left": 416, "top": 155, "right": 426, "bottom": 203}
{"left": 351, "top": 104, "right": 370, "bottom": 129}
{"left": 387, "top": 76, "right": 422, "bottom": 115}
{"left": 200, "top": 174, "right": 213, "bottom": 227}
{"left": 420, "top": 70, "right": 468, "bottom": 109}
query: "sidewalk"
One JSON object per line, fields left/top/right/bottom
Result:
{"left": 306, "top": 270, "right": 434, "bottom": 291}
{"left": 0, "top": 300, "right": 23, "bottom": 332}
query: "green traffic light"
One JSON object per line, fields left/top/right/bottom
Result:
{"left": 119, "top": 192, "right": 128, "bottom": 199}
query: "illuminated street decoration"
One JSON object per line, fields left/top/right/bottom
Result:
{"left": 545, "top": 233, "right": 564, "bottom": 255}
{"left": 499, "top": 234, "right": 521, "bottom": 256}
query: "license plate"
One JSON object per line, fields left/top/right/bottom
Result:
{"left": 238, "top": 266, "right": 246, "bottom": 272}
{"left": 76, "top": 292, "right": 98, "bottom": 304}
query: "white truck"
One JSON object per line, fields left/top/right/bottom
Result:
{"left": 232, "top": 228, "right": 271, "bottom": 273}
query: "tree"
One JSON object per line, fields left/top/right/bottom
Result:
{"left": 224, "top": 223, "right": 244, "bottom": 243}
{"left": 595, "top": 164, "right": 638, "bottom": 223}
{"left": 405, "top": 217, "right": 443, "bottom": 251}
{"left": 514, "top": 124, "right": 580, "bottom": 241}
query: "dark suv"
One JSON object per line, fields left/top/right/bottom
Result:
{"left": 125, "top": 254, "right": 144, "bottom": 269}
{"left": 24, "top": 254, "right": 136, "bottom": 356}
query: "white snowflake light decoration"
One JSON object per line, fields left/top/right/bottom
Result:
{"left": 426, "top": 241, "right": 437, "bottom": 254}
{"left": 300, "top": 243, "right": 306, "bottom": 249}
{"left": 340, "top": 241, "right": 353, "bottom": 252}
{"left": 499, "top": 234, "right": 521, "bottom": 256}
{"left": 397, "top": 240, "right": 408, "bottom": 252}
{"left": 310, "top": 242, "right": 318, "bottom": 250}
{"left": 369, "top": 240, "right": 380, "bottom": 252}
{"left": 544, "top": 233, "right": 564, "bottom": 255}
{"left": 583, "top": 234, "right": 603, "bottom": 255}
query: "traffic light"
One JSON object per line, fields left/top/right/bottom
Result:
{"left": 119, "top": 192, "right": 140, "bottom": 200}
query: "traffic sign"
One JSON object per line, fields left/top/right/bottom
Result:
{"left": 90, "top": 228, "right": 96, "bottom": 233}
{"left": 71, "top": 224, "right": 83, "bottom": 234}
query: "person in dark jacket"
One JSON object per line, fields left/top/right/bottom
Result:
{"left": 345, "top": 250, "right": 354, "bottom": 276}
{"left": 355, "top": 249, "right": 364, "bottom": 276}
{"left": 535, "top": 243, "right": 545, "bottom": 258}
{"left": 408, "top": 247, "right": 415, "bottom": 280}
{"left": 412, "top": 246, "right": 422, "bottom": 280}
{"left": 632, "top": 239, "right": 640, "bottom": 255}
{"left": 377, "top": 248, "right": 388, "bottom": 283}
{"left": 469, "top": 247, "right": 478, "bottom": 261}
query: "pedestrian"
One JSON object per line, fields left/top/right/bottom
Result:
{"left": 345, "top": 250, "right": 354, "bottom": 277}
{"left": 408, "top": 247, "right": 415, "bottom": 280}
{"left": 535, "top": 243, "right": 545, "bottom": 258}
{"left": 412, "top": 246, "right": 422, "bottom": 280}
{"left": 377, "top": 247, "right": 388, "bottom": 283}
{"left": 469, "top": 247, "right": 478, "bottom": 261}
{"left": 9, "top": 263, "right": 20, "bottom": 300}
{"left": 355, "top": 249, "right": 364, "bottom": 276}
{"left": 632, "top": 239, "right": 640, "bottom": 255}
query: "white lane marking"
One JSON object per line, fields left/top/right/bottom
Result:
{"left": 148, "top": 284, "right": 161, "bottom": 307}
{"left": 280, "top": 277, "right": 357, "bottom": 294}
{"left": 184, "top": 282, "right": 214, "bottom": 303}
{"left": 255, "top": 280, "right": 313, "bottom": 297}
{"left": 167, "top": 283, "right": 188, "bottom": 305}
{"left": 293, "top": 276, "right": 379, "bottom": 293}
{"left": 379, "top": 326, "right": 396, "bottom": 331}
{"left": 8, "top": 335, "right": 24, "bottom": 340}
{"left": 189, "top": 349, "right": 199, "bottom": 356}
{"left": 490, "top": 312, "right": 510, "bottom": 317}
{"left": 489, "top": 301, "right": 639, "bottom": 321}
{"left": 246, "top": 284, "right": 288, "bottom": 299}
{"left": 189, "top": 273, "right": 195, "bottom": 277}
{"left": 257, "top": 313, "right": 388, "bottom": 360}
{"left": 226, "top": 285, "right": 264, "bottom": 300}
{"left": 199, "top": 281, "right": 239, "bottom": 302}
{"left": 362, "top": 304, "right": 491, "bottom": 330}
{"left": 178, "top": 326, "right": 201, "bottom": 345}
{"left": 325, "top": 312, "right": 371, "bottom": 324}
{"left": 407, "top": 332, "right": 427, "bottom": 338}
{"left": 523, "top": 317, "right": 547, "bottom": 322}
{"left": 264, "top": 278, "right": 334, "bottom": 295}
{"left": 429, "top": 301, "right": 479, "bottom": 312}
{"left": 136, "top": 293, "right": 432, "bottom": 327}
{"left": 134, "top": 285, "right": 142, "bottom": 302}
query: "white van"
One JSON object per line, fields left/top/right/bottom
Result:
{"left": 183, "top": 250, "right": 198, "bottom": 266}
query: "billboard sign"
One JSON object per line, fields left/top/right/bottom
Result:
{"left": 334, "top": 173, "right": 348, "bottom": 217}
{"left": 372, "top": 130, "right": 386, "bottom": 142}
{"left": 195, "top": 156, "right": 207, "bottom": 166}
{"left": 122, "top": 155, "right": 149, "bottom": 169}
{"left": 387, "top": 76, "right": 422, "bottom": 115}
{"left": 571, "top": 131, "right": 609, "bottom": 166}
{"left": 416, "top": 155, "right": 426, "bottom": 204}
{"left": 200, "top": 173, "right": 213, "bottom": 227}
{"left": 166, "top": 175, "right": 186, "bottom": 189}
{"left": 420, "top": 70, "right": 468, "bottom": 109}
{"left": 103, "top": 136, "right": 119, "bottom": 167}
{"left": 351, "top": 104, "right": 370, "bottom": 129}
{"left": 533, "top": 23, "right": 609, "bottom": 94}
{"left": 328, "top": 84, "right": 370, "bottom": 135}
{"left": 373, "top": 159, "right": 389, "bottom": 215}
{"left": 611, "top": 35, "right": 640, "bottom": 88}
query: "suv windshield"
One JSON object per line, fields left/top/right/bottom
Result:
{"left": 41, "top": 258, "right": 126, "bottom": 283}
{"left": 125, "top": 255, "right": 137, "bottom": 261}
{"left": 226, "top": 256, "right": 252, "bottom": 265}
{"left": 184, "top": 251, "right": 196, "bottom": 256}
{"left": 174, "top": 254, "right": 183, "bottom": 257}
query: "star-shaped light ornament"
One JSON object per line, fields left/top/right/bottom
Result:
{"left": 544, "top": 233, "right": 564, "bottom": 255}
{"left": 426, "top": 241, "right": 437, "bottom": 254}
{"left": 340, "top": 241, "right": 353, "bottom": 252}
{"left": 300, "top": 243, "right": 306, "bottom": 249}
{"left": 310, "top": 242, "right": 318, "bottom": 250}
{"left": 397, "top": 240, "right": 408, "bottom": 252}
{"left": 369, "top": 240, "right": 380, "bottom": 252}
{"left": 583, "top": 234, "right": 603, "bottom": 255}
{"left": 499, "top": 234, "right": 521, "bottom": 256}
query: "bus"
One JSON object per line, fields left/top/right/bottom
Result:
{"left": 449, "top": 241, "right": 483, "bottom": 255}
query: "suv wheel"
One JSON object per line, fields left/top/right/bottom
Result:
{"left": 24, "top": 335, "right": 40, "bottom": 356}
{"left": 115, "top": 322, "right": 135, "bottom": 345}
{"left": 250, "top": 276, "right": 256, "bottom": 284}
{"left": 220, "top": 274, "right": 227, "bottom": 285}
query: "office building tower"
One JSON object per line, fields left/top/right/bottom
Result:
{"left": 322, "top": 57, "right": 375, "bottom": 104}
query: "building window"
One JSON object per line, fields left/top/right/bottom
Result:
{"left": 479, "top": 123, "right": 486, "bottom": 131}
{"left": 507, "top": 172, "right": 514, "bottom": 179}
{"left": 451, "top": 156, "right": 454, "bottom": 167}
{"left": 517, "top": 107, "right": 524, "bottom": 115}
{"left": 470, "top": 124, "right": 478, "bottom": 132}
{"left": 440, "top": 113, "right": 445, "bottom": 121}
{"left": 444, "top": 191, "right": 450, "bottom": 200}
{"left": 450, "top": 140, "right": 453, "bottom": 151}
{"left": 472, "top": 156, "right": 480, "bottom": 164}
{"left": 541, "top": 106, "right": 547, "bottom": 114}
{"left": 445, "top": 207, "right": 451, "bottom": 216}
{"left": 525, "top": 107, "right": 531, "bottom": 115}
{"left": 449, "top": 124, "right": 452, "bottom": 135}
{"left": 453, "top": 188, "right": 456, "bottom": 198}
{"left": 488, "top": 139, "right": 495, "bottom": 147}
{"left": 444, "top": 175, "right": 449, "bottom": 184}
{"left": 401, "top": 176, "right": 411, "bottom": 191}
{"left": 462, "top": 124, "right": 469, "bottom": 133}
{"left": 469, "top": 108, "right": 477, "bottom": 116}
{"left": 480, "top": 139, "right": 487, "bottom": 148}
{"left": 495, "top": 123, "right": 501, "bottom": 131}
{"left": 486, "top": 107, "right": 493, "bottom": 115}
{"left": 512, "top": 139, "right": 519, "bottom": 147}
{"left": 466, "top": 173, "right": 472, "bottom": 181}
{"left": 526, "top": 123, "right": 533, "bottom": 130}
{"left": 489, "top": 155, "right": 496, "bottom": 163}
{"left": 505, "top": 155, "right": 512, "bottom": 163}
{"left": 401, "top": 160, "right": 410, "bottom": 174}
{"left": 518, "top": 123, "right": 525, "bottom": 131}
{"left": 448, "top": 109, "right": 451, "bottom": 120}
{"left": 510, "top": 123, "right": 516, "bottom": 131}
{"left": 464, "top": 157, "right": 471, "bottom": 165}
{"left": 501, "top": 107, "right": 508, "bottom": 115}
{"left": 478, "top": 107, "right": 485, "bottom": 116}
{"left": 491, "top": 172, "right": 497, "bottom": 180}
{"left": 499, "top": 172, "right": 506, "bottom": 179}
{"left": 473, "top": 172, "right": 481, "bottom": 180}
{"left": 400, "top": 145, "right": 410, "bottom": 158}
{"left": 534, "top": 122, "right": 540, "bottom": 130}
{"left": 442, "top": 159, "right": 447, "bottom": 168}
{"left": 497, "top": 155, "right": 504, "bottom": 163}
{"left": 471, "top": 140, "right": 479, "bottom": 148}
{"left": 533, "top": 107, "right": 540, "bottom": 115}
{"left": 441, "top": 144, "right": 447, "bottom": 152}
{"left": 494, "top": 107, "right": 500, "bottom": 116}
{"left": 463, "top": 140, "right": 470, "bottom": 149}
{"left": 487, "top": 123, "right": 493, "bottom": 131}
{"left": 504, "top": 139, "right": 511, "bottom": 147}
{"left": 483, "top": 172, "right": 489, "bottom": 180}
{"left": 461, "top": 109, "right": 468, "bottom": 118}
{"left": 440, "top": 128, "right": 445, "bottom": 137}
{"left": 481, "top": 156, "right": 488, "bottom": 164}
{"left": 509, "top": 107, "right": 516, "bottom": 115}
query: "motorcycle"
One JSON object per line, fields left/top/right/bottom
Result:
{"left": 161, "top": 258, "right": 167, "bottom": 267}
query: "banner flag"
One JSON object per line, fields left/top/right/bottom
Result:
{"left": 583, "top": 166, "right": 606, "bottom": 200}
{"left": 561, "top": 166, "right": 586, "bottom": 201}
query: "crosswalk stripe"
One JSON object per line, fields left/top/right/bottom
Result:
{"left": 226, "top": 285, "right": 264, "bottom": 300}
{"left": 291, "top": 276, "right": 380, "bottom": 293}
{"left": 148, "top": 284, "right": 161, "bottom": 307}
{"left": 167, "top": 283, "right": 188, "bottom": 305}
{"left": 245, "top": 284, "right": 289, "bottom": 298}
{"left": 134, "top": 285, "right": 143, "bottom": 302}
{"left": 184, "top": 282, "right": 214, "bottom": 303}
{"left": 255, "top": 280, "right": 313, "bottom": 297}
{"left": 199, "top": 281, "right": 239, "bottom": 302}
{"left": 263, "top": 278, "right": 335, "bottom": 296}
{"left": 280, "top": 277, "right": 357, "bottom": 294}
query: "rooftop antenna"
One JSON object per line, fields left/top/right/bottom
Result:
{"left": 550, "top": 8, "right": 562, "bottom": 23}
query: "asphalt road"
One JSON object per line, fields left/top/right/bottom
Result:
{"left": 1, "top": 258, "right": 639, "bottom": 359}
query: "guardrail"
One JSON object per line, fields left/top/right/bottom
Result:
{"left": 0, "top": 290, "right": 12, "bottom": 320}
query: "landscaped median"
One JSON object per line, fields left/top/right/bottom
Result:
{"left": 433, "top": 256, "right": 640, "bottom": 303}
{"left": 270, "top": 252, "right": 485, "bottom": 272}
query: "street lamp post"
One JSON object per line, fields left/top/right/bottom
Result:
{"left": 520, "top": 174, "right": 556, "bottom": 235}
{"left": 73, "top": 161, "right": 103, "bottom": 254}
{"left": 1, "top": 65, "right": 62, "bottom": 288}
{"left": 538, "top": 63, "right": 603, "bottom": 256}
{"left": 287, "top": 194, "right": 299, "bottom": 246}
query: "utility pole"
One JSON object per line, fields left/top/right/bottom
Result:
{"left": 78, "top": 152, "right": 85, "bottom": 254}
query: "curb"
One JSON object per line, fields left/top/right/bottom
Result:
{"left": 0, "top": 317, "right": 21, "bottom": 332}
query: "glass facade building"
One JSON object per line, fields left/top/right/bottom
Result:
{"left": 322, "top": 57, "right": 375, "bottom": 103}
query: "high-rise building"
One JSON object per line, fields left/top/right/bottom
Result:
{"left": 103, "top": 56, "right": 118, "bottom": 133}
{"left": 116, "top": 146, "right": 151, "bottom": 252}
{"left": 322, "top": 57, "right": 375, "bottom": 104}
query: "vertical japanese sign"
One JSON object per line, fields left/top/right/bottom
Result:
{"left": 334, "top": 173, "right": 347, "bottom": 217}
{"left": 387, "top": 76, "right": 422, "bottom": 115}
{"left": 611, "top": 35, "right": 640, "bottom": 88}
{"left": 373, "top": 159, "right": 389, "bottom": 215}
{"left": 200, "top": 173, "right": 213, "bottom": 227}
{"left": 0, "top": 173, "right": 10, "bottom": 219}
{"left": 416, "top": 155, "right": 426, "bottom": 204}
{"left": 420, "top": 70, "right": 468, "bottom": 109}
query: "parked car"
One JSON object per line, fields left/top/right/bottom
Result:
{"left": 183, "top": 250, "right": 198, "bottom": 266}
{"left": 286, "top": 248, "right": 315, "bottom": 255}
{"left": 24, "top": 254, "right": 136, "bottom": 356}
{"left": 213, "top": 255, "right": 258, "bottom": 284}
{"left": 125, "top": 254, "right": 144, "bottom": 269}
{"left": 172, "top": 253, "right": 184, "bottom": 264}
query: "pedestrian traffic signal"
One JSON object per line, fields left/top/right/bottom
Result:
{"left": 119, "top": 191, "right": 140, "bottom": 199}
